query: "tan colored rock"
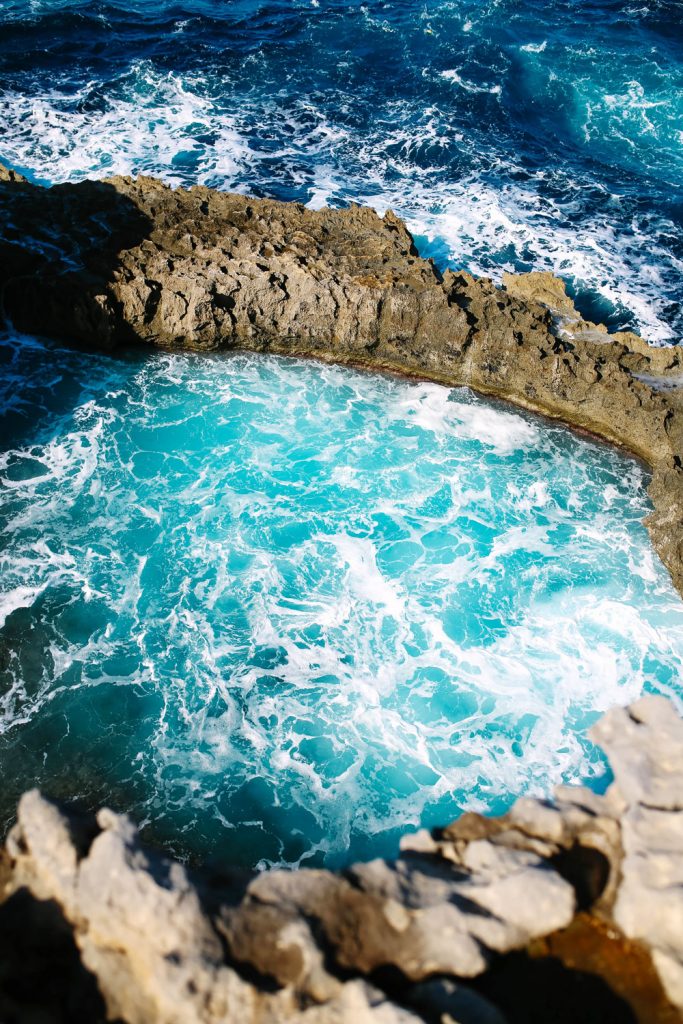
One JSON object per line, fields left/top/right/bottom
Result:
{"left": 7, "top": 793, "right": 256, "bottom": 1024}
{"left": 502, "top": 269, "right": 579, "bottom": 317}
{"left": 3, "top": 698, "right": 683, "bottom": 1021}
{"left": 4, "top": 790, "right": 512, "bottom": 1024}
{"left": 592, "top": 697, "right": 683, "bottom": 1010}
{"left": 0, "top": 167, "right": 682, "bottom": 593}
{"left": 0, "top": 163, "right": 26, "bottom": 183}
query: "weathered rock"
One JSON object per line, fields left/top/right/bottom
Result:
{"left": 0, "top": 164, "right": 26, "bottom": 183}
{"left": 6, "top": 794, "right": 256, "bottom": 1024}
{"left": 0, "top": 167, "right": 682, "bottom": 596}
{"left": 593, "top": 698, "right": 683, "bottom": 1011}
{"left": 2, "top": 698, "right": 683, "bottom": 1022}
{"left": 221, "top": 845, "right": 574, "bottom": 985}
{"left": 3, "top": 793, "right": 447, "bottom": 1024}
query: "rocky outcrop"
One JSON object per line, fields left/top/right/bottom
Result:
{"left": 1, "top": 696, "right": 682, "bottom": 1023}
{"left": 0, "top": 167, "right": 682, "bottom": 595}
{"left": 595, "top": 699, "right": 683, "bottom": 1010}
{"left": 0, "top": 165, "right": 26, "bottom": 184}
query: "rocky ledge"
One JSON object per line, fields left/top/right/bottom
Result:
{"left": 0, "top": 164, "right": 682, "bottom": 594}
{"left": 0, "top": 696, "right": 682, "bottom": 1023}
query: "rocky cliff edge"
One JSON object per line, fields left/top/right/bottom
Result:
{"left": 0, "top": 167, "right": 682, "bottom": 595}
{"left": 1, "top": 696, "right": 682, "bottom": 1023}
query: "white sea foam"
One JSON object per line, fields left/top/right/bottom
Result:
{"left": 0, "top": 584, "right": 46, "bottom": 631}
{"left": 440, "top": 69, "right": 502, "bottom": 95}
{"left": 1, "top": 334, "right": 682, "bottom": 867}
{"left": 0, "top": 64, "right": 253, "bottom": 185}
{"left": 392, "top": 382, "right": 539, "bottom": 454}
{"left": 0, "top": 58, "right": 679, "bottom": 346}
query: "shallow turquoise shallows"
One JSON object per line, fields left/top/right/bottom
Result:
{"left": 1, "top": 330, "right": 682, "bottom": 869}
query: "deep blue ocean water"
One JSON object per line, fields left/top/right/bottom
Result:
{"left": 0, "top": 0, "right": 682, "bottom": 341}
{"left": 1, "top": 0, "right": 683, "bottom": 868}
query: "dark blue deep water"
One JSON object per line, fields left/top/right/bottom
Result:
{"left": 1, "top": 1, "right": 683, "bottom": 870}
{"left": 1, "top": 0, "right": 682, "bottom": 341}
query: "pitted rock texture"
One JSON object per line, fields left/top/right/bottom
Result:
{"left": 0, "top": 168, "right": 682, "bottom": 596}
{"left": 1, "top": 697, "right": 683, "bottom": 1023}
{"left": 594, "top": 699, "right": 683, "bottom": 1010}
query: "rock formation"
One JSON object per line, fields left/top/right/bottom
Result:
{"left": 0, "top": 166, "right": 682, "bottom": 595}
{"left": 1, "top": 696, "right": 682, "bottom": 1023}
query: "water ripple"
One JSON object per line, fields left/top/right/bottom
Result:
{"left": 0, "top": 331, "right": 682, "bottom": 868}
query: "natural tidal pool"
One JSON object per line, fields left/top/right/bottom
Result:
{"left": 1, "top": 330, "right": 683, "bottom": 870}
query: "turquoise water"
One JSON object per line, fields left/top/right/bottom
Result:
{"left": 1, "top": 329, "right": 682, "bottom": 868}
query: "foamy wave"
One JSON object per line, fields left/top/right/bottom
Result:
{"left": 0, "top": 63, "right": 253, "bottom": 185}
{"left": 440, "top": 69, "right": 502, "bottom": 95}
{"left": 0, "top": 58, "right": 679, "bottom": 344}
{"left": 1, "top": 332, "right": 682, "bottom": 866}
{"left": 391, "top": 383, "right": 539, "bottom": 454}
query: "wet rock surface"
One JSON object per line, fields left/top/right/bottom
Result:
{"left": 0, "top": 168, "right": 682, "bottom": 595}
{"left": 1, "top": 696, "right": 682, "bottom": 1023}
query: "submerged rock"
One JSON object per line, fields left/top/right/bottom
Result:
{"left": 0, "top": 165, "right": 681, "bottom": 598}
{"left": 1, "top": 696, "right": 682, "bottom": 1022}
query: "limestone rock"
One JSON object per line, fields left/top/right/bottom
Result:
{"left": 0, "top": 163, "right": 26, "bottom": 183}
{"left": 502, "top": 269, "right": 579, "bottom": 317}
{"left": 592, "top": 697, "right": 683, "bottom": 1010}
{"left": 3, "top": 698, "right": 683, "bottom": 1021}
{"left": 6, "top": 793, "right": 256, "bottom": 1024}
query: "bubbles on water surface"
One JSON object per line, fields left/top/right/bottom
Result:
{"left": 0, "top": 331, "right": 682, "bottom": 869}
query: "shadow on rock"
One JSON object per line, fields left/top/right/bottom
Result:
{"left": 0, "top": 176, "right": 153, "bottom": 348}
{"left": 0, "top": 884, "right": 113, "bottom": 1023}
{"left": 473, "top": 951, "right": 639, "bottom": 1024}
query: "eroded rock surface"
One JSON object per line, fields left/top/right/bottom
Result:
{"left": 1, "top": 696, "right": 682, "bottom": 1023}
{"left": 594, "top": 699, "right": 683, "bottom": 1010}
{"left": 0, "top": 168, "right": 682, "bottom": 594}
